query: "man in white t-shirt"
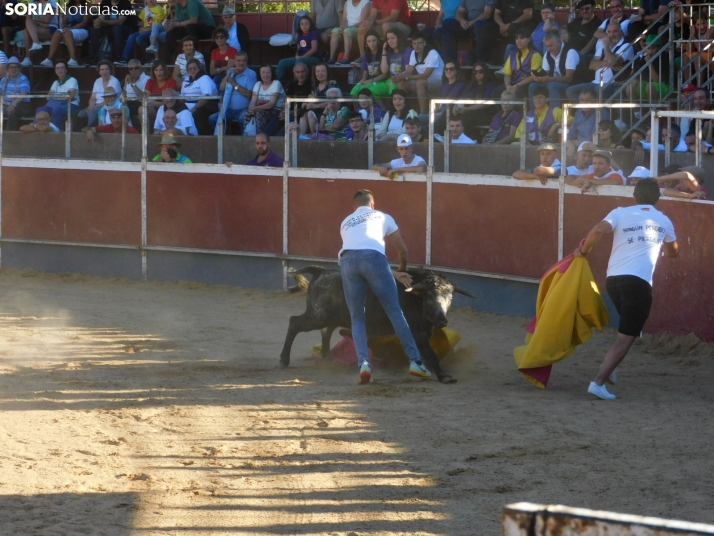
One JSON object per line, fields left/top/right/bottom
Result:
{"left": 339, "top": 189, "right": 432, "bottom": 384}
{"left": 399, "top": 32, "right": 444, "bottom": 115}
{"left": 530, "top": 31, "right": 580, "bottom": 108}
{"left": 513, "top": 142, "right": 561, "bottom": 185}
{"left": 575, "top": 179, "right": 678, "bottom": 400}
{"left": 565, "top": 141, "right": 595, "bottom": 176}
{"left": 566, "top": 150, "right": 625, "bottom": 192}
{"left": 373, "top": 134, "right": 427, "bottom": 178}
{"left": 448, "top": 117, "right": 475, "bottom": 144}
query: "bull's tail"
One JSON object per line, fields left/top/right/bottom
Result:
{"left": 287, "top": 265, "right": 328, "bottom": 293}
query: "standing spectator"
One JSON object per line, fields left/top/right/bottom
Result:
{"left": 20, "top": 110, "right": 60, "bottom": 133}
{"left": 453, "top": 61, "right": 496, "bottom": 137}
{"left": 87, "top": 0, "right": 139, "bottom": 65}
{"left": 244, "top": 65, "right": 285, "bottom": 136}
{"left": 36, "top": 60, "right": 79, "bottom": 131}
{"left": 375, "top": 88, "right": 417, "bottom": 140}
{"left": 494, "top": 0, "right": 534, "bottom": 41}
{"left": 530, "top": 2, "right": 559, "bottom": 55}
{"left": 530, "top": 31, "right": 579, "bottom": 108}
{"left": 433, "top": 0, "right": 497, "bottom": 64}
{"left": 0, "top": 56, "right": 32, "bottom": 130}
{"left": 593, "top": 0, "right": 629, "bottom": 41}
{"left": 123, "top": 59, "right": 151, "bottom": 128}
{"left": 566, "top": 0, "right": 601, "bottom": 58}
{"left": 350, "top": 30, "right": 386, "bottom": 97}
{"left": 172, "top": 35, "right": 206, "bottom": 85}
{"left": 483, "top": 89, "right": 522, "bottom": 144}
{"left": 513, "top": 142, "right": 561, "bottom": 183}
{"left": 311, "top": 0, "right": 346, "bottom": 46}
{"left": 448, "top": 117, "right": 476, "bottom": 143}
{"left": 357, "top": 0, "right": 411, "bottom": 62}
{"left": 242, "top": 133, "right": 285, "bottom": 167}
{"left": 277, "top": 16, "right": 322, "bottom": 81}
{"left": 212, "top": 51, "right": 257, "bottom": 134}
{"left": 329, "top": 0, "right": 372, "bottom": 64}
{"left": 78, "top": 60, "right": 122, "bottom": 128}
{"left": 181, "top": 58, "right": 218, "bottom": 135}
{"left": 152, "top": 134, "right": 192, "bottom": 163}
{"left": 379, "top": 28, "right": 413, "bottom": 94}
{"left": 502, "top": 27, "right": 542, "bottom": 99}
{"left": 565, "top": 141, "right": 596, "bottom": 175}
{"left": 39, "top": 0, "right": 90, "bottom": 68}
{"left": 396, "top": 32, "right": 444, "bottom": 114}
{"left": 219, "top": 7, "right": 251, "bottom": 57}
{"left": 115, "top": 0, "right": 165, "bottom": 66}
{"left": 0, "top": 0, "right": 23, "bottom": 58}
{"left": 209, "top": 27, "right": 238, "bottom": 87}
{"left": 20, "top": 0, "right": 58, "bottom": 66}
{"left": 162, "top": 0, "right": 216, "bottom": 65}
{"left": 138, "top": 60, "right": 179, "bottom": 134}
{"left": 514, "top": 85, "right": 563, "bottom": 145}
{"left": 146, "top": 0, "right": 176, "bottom": 59}
{"left": 373, "top": 133, "right": 427, "bottom": 176}
{"left": 154, "top": 88, "right": 196, "bottom": 135}
{"left": 566, "top": 150, "right": 625, "bottom": 192}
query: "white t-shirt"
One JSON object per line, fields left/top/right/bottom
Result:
{"left": 50, "top": 76, "right": 80, "bottom": 107}
{"left": 390, "top": 154, "right": 426, "bottom": 169}
{"left": 592, "top": 38, "right": 633, "bottom": 84}
{"left": 175, "top": 52, "right": 206, "bottom": 80}
{"left": 124, "top": 72, "right": 151, "bottom": 98}
{"left": 451, "top": 132, "right": 475, "bottom": 144}
{"left": 591, "top": 169, "right": 625, "bottom": 185}
{"left": 604, "top": 205, "right": 676, "bottom": 285}
{"left": 251, "top": 80, "right": 285, "bottom": 110}
{"left": 92, "top": 76, "right": 122, "bottom": 105}
{"left": 154, "top": 105, "right": 197, "bottom": 135}
{"left": 181, "top": 74, "right": 218, "bottom": 109}
{"left": 542, "top": 46, "right": 580, "bottom": 76}
{"left": 0, "top": 51, "right": 7, "bottom": 65}
{"left": 345, "top": 0, "right": 370, "bottom": 26}
{"left": 566, "top": 164, "right": 593, "bottom": 175}
{"left": 409, "top": 49, "right": 444, "bottom": 86}
{"left": 339, "top": 206, "right": 398, "bottom": 257}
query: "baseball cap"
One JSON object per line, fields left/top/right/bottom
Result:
{"left": 628, "top": 166, "right": 651, "bottom": 179}
{"left": 538, "top": 143, "right": 556, "bottom": 151}
{"left": 575, "top": 0, "right": 595, "bottom": 9}
{"left": 592, "top": 150, "right": 612, "bottom": 162}
{"left": 7, "top": 56, "right": 20, "bottom": 65}
{"left": 222, "top": 6, "right": 236, "bottom": 14}
{"left": 396, "top": 134, "right": 413, "bottom": 147}
{"left": 682, "top": 83, "right": 697, "bottom": 92}
{"left": 662, "top": 163, "right": 682, "bottom": 174}
{"left": 578, "top": 141, "right": 598, "bottom": 153}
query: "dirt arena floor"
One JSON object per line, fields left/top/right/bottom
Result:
{"left": 0, "top": 268, "right": 713, "bottom": 535}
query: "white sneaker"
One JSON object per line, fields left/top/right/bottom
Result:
{"left": 40, "top": 58, "right": 53, "bottom": 67}
{"left": 606, "top": 367, "right": 618, "bottom": 385}
{"left": 29, "top": 43, "right": 43, "bottom": 52}
{"left": 588, "top": 381, "right": 616, "bottom": 400}
{"left": 20, "top": 57, "right": 32, "bottom": 67}
{"left": 358, "top": 362, "right": 372, "bottom": 384}
{"left": 67, "top": 59, "right": 79, "bottom": 67}
{"left": 145, "top": 45, "right": 158, "bottom": 53}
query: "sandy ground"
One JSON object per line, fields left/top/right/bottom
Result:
{"left": 0, "top": 268, "right": 713, "bottom": 536}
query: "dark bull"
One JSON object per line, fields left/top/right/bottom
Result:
{"left": 279, "top": 266, "right": 475, "bottom": 383}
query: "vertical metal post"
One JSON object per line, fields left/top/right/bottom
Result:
{"left": 664, "top": 116, "right": 671, "bottom": 167}
{"left": 558, "top": 103, "right": 568, "bottom": 261}
{"left": 121, "top": 94, "right": 127, "bottom": 162}
{"left": 65, "top": 94, "right": 71, "bottom": 159}
{"left": 650, "top": 111, "right": 659, "bottom": 177}
{"left": 284, "top": 98, "right": 290, "bottom": 167}
{"left": 520, "top": 98, "right": 527, "bottom": 170}
{"left": 426, "top": 100, "right": 435, "bottom": 266}
{"left": 367, "top": 101, "right": 373, "bottom": 168}
{"left": 282, "top": 99, "right": 290, "bottom": 289}
{"left": 291, "top": 102, "right": 298, "bottom": 166}
{"left": 140, "top": 93, "right": 148, "bottom": 280}
{"left": 217, "top": 97, "right": 224, "bottom": 164}
{"left": 0, "top": 97, "right": 3, "bottom": 268}
{"left": 669, "top": 11, "right": 675, "bottom": 108}
{"left": 444, "top": 106, "right": 450, "bottom": 174}
{"left": 695, "top": 115, "right": 702, "bottom": 167}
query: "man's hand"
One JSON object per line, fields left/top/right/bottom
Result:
{"left": 86, "top": 129, "right": 95, "bottom": 142}
{"left": 499, "top": 22, "right": 510, "bottom": 35}
{"left": 392, "top": 270, "right": 413, "bottom": 288}
{"left": 633, "top": 141, "right": 644, "bottom": 164}
{"left": 689, "top": 190, "right": 706, "bottom": 199}
{"left": 225, "top": 161, "right": 233, "bottom": 167}
{"left": 375, "top": 165, "right": 389, "bottom": 177}
{"left": 573, "top": 246, "right": 586, "bottom": 257}
{"left": 359, "top": 20, "right": 371, "bottom": 31}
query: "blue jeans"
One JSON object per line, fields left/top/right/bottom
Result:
{"left": 122, "top": 29, "right": 151, "bottom": 59}
{"left": 529, "top": 81, "right": 570, "bottom": 108}
{"left": 211, "top": 106, "right": 248, "bottom": 134}
{"left": 150, "top": 23, "right": 166, "bottom": 42}
{"left": 340, "top": 249, "right": 421, "bottom": 366}
{"left": 37, "top": 99, "right": 78, "bottom": 130}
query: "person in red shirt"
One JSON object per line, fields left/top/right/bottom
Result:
{"left": 209, "top": 27, "right": 238, "bottom": 87}
{"left": 85, "top": 109, "right": 139, "bottom": 142}
{"left": 566, "top": 150, "right": 625, "bottom": 192}
{"left": 137, "top": 60, "right": 179, "bottom": 134}
{"left": 357, "top": 0, "right": 411, "bottom": 63}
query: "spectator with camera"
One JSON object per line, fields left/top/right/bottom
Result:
{"left": 152, "top": 134, "right": 192, "bottom": 163}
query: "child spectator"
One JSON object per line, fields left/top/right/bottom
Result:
{"left": 347, "top": 111, "right": 368, "bottom": 140}
{"left": 375, "top": 88, "right": 417, "bottom": 141}
{"left": 350, "top": 31, "right": 389, "bottom": 98}
{"left": 146, "top": 0, "right": 176, "bottom": 59}
{"left": 115, "top": 0, "right": 164, "bottom": 66}
{"left": 483, "top": 90, "right": 522, "bottom": 144}
{"left": 514, "top": 85, "right": 563, "bottom": 145}
{"left": 277, "top": 16, "right": 321, "bottom": 81}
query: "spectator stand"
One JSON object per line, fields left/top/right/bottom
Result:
{"left": 428, "top": 97, "right": 529, "bottom": 173}
{"left": 678, "top": 3, "right": 714, "bottom": 102}
{"left": 0, "top": 93, "right": 73, "bottom": 157}
{"left": 650, "top": 110, "right": 714, "bottom": 173}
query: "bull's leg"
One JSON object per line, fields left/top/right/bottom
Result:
{"left": 415, "top": 338, "right": 457, "bottom": 384}
{"left": 280, "top": 314, "right": 322, "bottom": 368}
{"left": 320, "top": 327, "right": 336, "bottom": 359}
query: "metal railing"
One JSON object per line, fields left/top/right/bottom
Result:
{"left": 650, "top": 109, "right": 714, "bottom": 173}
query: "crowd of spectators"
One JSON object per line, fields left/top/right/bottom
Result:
{"left": 0, "top": 0, "right": 709, "bottom": 192}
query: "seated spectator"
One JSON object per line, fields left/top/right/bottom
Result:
{"left": 328, "top": 0, "right": 372, "bottom": 64}
{"left": 305, "top": 87, "right": 351, "bottom": 138}
{"left": 568, "top": 85, "right": 606, "bottom": 142}
{"left": 173, "top": 36, "right": 206, "bottom": 86}
{"left": 311, "top": 0, "right": 348, "bottom": 48}
{"left": 635, "top": 124, "right": 686, "bottom": 160}
{"left": 155, "top": 88, "right": 197, "bottom": 135}
{"left": 115, "top": 0, "right": 164, "bottom": 66}
{"left": 448, "top": 117, "right": 476, "bottom": 144}
{"left": 162, "top": 0, "right": 216, "bottom": 65}
{"left": 160, "top": 108, "right": 187, "bottom": 136}
{"left": 494, "top": 0, "right": 534, "bottom": 41}
{"left": 654, "top": 166, "right": 709, "bottom": 200}
{"left": 20, "top": 0, "right": 59, "bottom": 67}
{"left": 565, "top": 0, "right": 601, "bottom": 57}
{"left": 502, "top": 27, "right": 542, "bottom": 99}
{"left": 20, "top": 110, "right": 60, "bottom": 134}
{"left": 685, "top": 88, "right": 713, "bottom": 146}
{"left": 514, "top": 86, "right": 563, "bottom": 145}
{"left": 181, "top": 58, "right": 219, "bottom": 135}
{"left": 437, "top": 0, "right": 497, "bottom": 63}
{"left": 208, "top": 27, "right": 237, "bottom": 87}
{"left": 596, "top": 120, "right": 622, "bottom": 149}
{"left": 226, "top": 133, "right": 284, "bottom": 167}
{"left": 452, "top": 62, "right": 497, "bottom": 137}
{"left": 212, "top": 51, "right": 257, "bottom": 135}
{"left": 593, "top": 0, "right": 629, "bottom": 41}
{"left": 355, "top": 87, "right": 385, "bottom": 124}
{"left": 277, "top": 16, "right": 322, "bottom": 82}
{"left": 565, "top": 141, "right": 596, "bottom": 175}
{"left": 375, "top": 88, "right": 418, "bottom": 141}
{"left": 1, "top": 2, "right": 23, "bottom": 58}
{"left": 373, "top": 133, "right": 426, "bottom": 177}
{"left": 565, "top": 149, "right": 625, "bottom": 191}
{"left": 627, "top": 34, "right": 669, "bottom": 103}
{"left": 123, "top": 59, "right": 151, "bottom": 129}
{"left": 426, "top": 60, "right": 466, "bottom": 134}
{"left": 379, "top": 28, "right": 413, "bottom": 95}
{"left": 36, "top": 60, "right": 79, "bottom": 131}
{"left": 95, "top": 88, "right": 130, "bottom": 127}
{"left": 152, "top": 134, "right": 192, "bottom": 163}
{"left": 404, "top": 116, "right": 428, "bottom": 143}
{"left": 87, "top": 0, "right": 138, "bottom": 65}
{"left": 244, "top": 65, "right": 285, "bottom": 136}
{"left": 39, "top": 0, "right": 90, "bottom": 68}
{"left": 682, "top": 10, "right": 714, "bottom": 87}
{"left": 565, "top": 21, "right": 633, "bottom": 103}
{"left": 627, "top": 165, "right": 650, "bottom": 185}
{"left": 84, "top": 108, "right": 138, "bottom": 141}
{"left": 219, "top": 7, "right": 250, "bottom": 56}
{"left": 78, "top": 61, "right": 123, "bottom": 128}
{"left": 531, "top": 30, "right": 579, "bottom": 108}
{"left": 146, "top": 0, "right": 176, "bottom": 59}
{"left": 350, "top": 31, "right": 387, "bottom": 98}
{"left": 396, "top": 32, "right": 444, "bottom": 114}
{"left": 513, "top": 142, "right": 561, "bottom": 184}
{"left": 347, "top": 111, "right": 368, "bottom": 140}
{"left": 483, "top": 90, "right": 522, "bottom": 144}
{"left": 357, "top": 0, "right": 412, "bottom": 62}
{"left": 530, "top": 2, "right": 559, "bottom": 54}
{"left": 268, "top": 62, "right": 313, "bottom": 136}
{"left": 138, "top": 60, "right": 179, "bottom": 134}
{"left": 300, "top": 63, "right": 339, "bottom": 121}
{"left": 0, "top": 57, "right": 32, "bottom": 131}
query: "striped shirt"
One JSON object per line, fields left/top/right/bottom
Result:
{"left": 1, "top": 74, "right": 31, "bottom": 104}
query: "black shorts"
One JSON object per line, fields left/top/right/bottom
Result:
{"left": 606, "top": 275, "right": 653, "bottom": 337}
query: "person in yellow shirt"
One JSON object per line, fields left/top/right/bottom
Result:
{"left": 115, "top": 0, "right": 166, "bottom": 65}
{"left": 502, "top": 27, "right": 542, "bottom": 99}
{"left": 514, "top": 86, "right": 566, "bottom": 144}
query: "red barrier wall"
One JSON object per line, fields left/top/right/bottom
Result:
{"left": 2, "top": 167, "right": 141, "bottom": 245}
{"left": 146, "top": 171, "right": 283, "bottom": 253}
{"left": 432, "top": 183, "right": 559, "bottom": 278}
{"left": 288, "top": 177, "right": 427, "bottom": 264}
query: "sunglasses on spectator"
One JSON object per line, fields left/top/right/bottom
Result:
{"left": 474, "top": 69, "right": 484, "bottom": 74}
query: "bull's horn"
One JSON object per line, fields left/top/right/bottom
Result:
{"left": 454, "top": 286, "right": 476, "bottom": 298}
{"left": 405, "top": 281, "right": 427, "bottom": 293}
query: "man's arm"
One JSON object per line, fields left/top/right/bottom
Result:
{"left": 662, "top": 188, "right": 707, "bottom": 200}
{"left": 573, "top": 220, "right": 613, "bottom": 256}
{"left": 662, "top": 239, "right": 679, "bottom": 258}
{"left": 373, "top": 160, "right": 392, "bottom": 176}
{"left": 376, "top": 8, "right": 400, "bottom": 24}
{"left": 386, "top": 229, "right": 409, "bottom": 271}
{"left": 391, "top": 161, "right": 427, "bottom": 174}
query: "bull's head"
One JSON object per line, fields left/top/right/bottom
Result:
{"left": 405, "top": 273, "right": 475, "bottom": 328}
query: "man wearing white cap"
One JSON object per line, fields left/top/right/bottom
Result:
{"left": 373, "top": 134, "right": 427, "bottom": 178}
{"left": 512, "top": 142, "right": 561, "bottom": 185}
{"left": 565, "top": 141, "right": 596, "bottom": 176}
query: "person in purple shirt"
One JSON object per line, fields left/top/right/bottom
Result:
{"left": 246, "top": 133, "right": 285, "bottom": 167}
